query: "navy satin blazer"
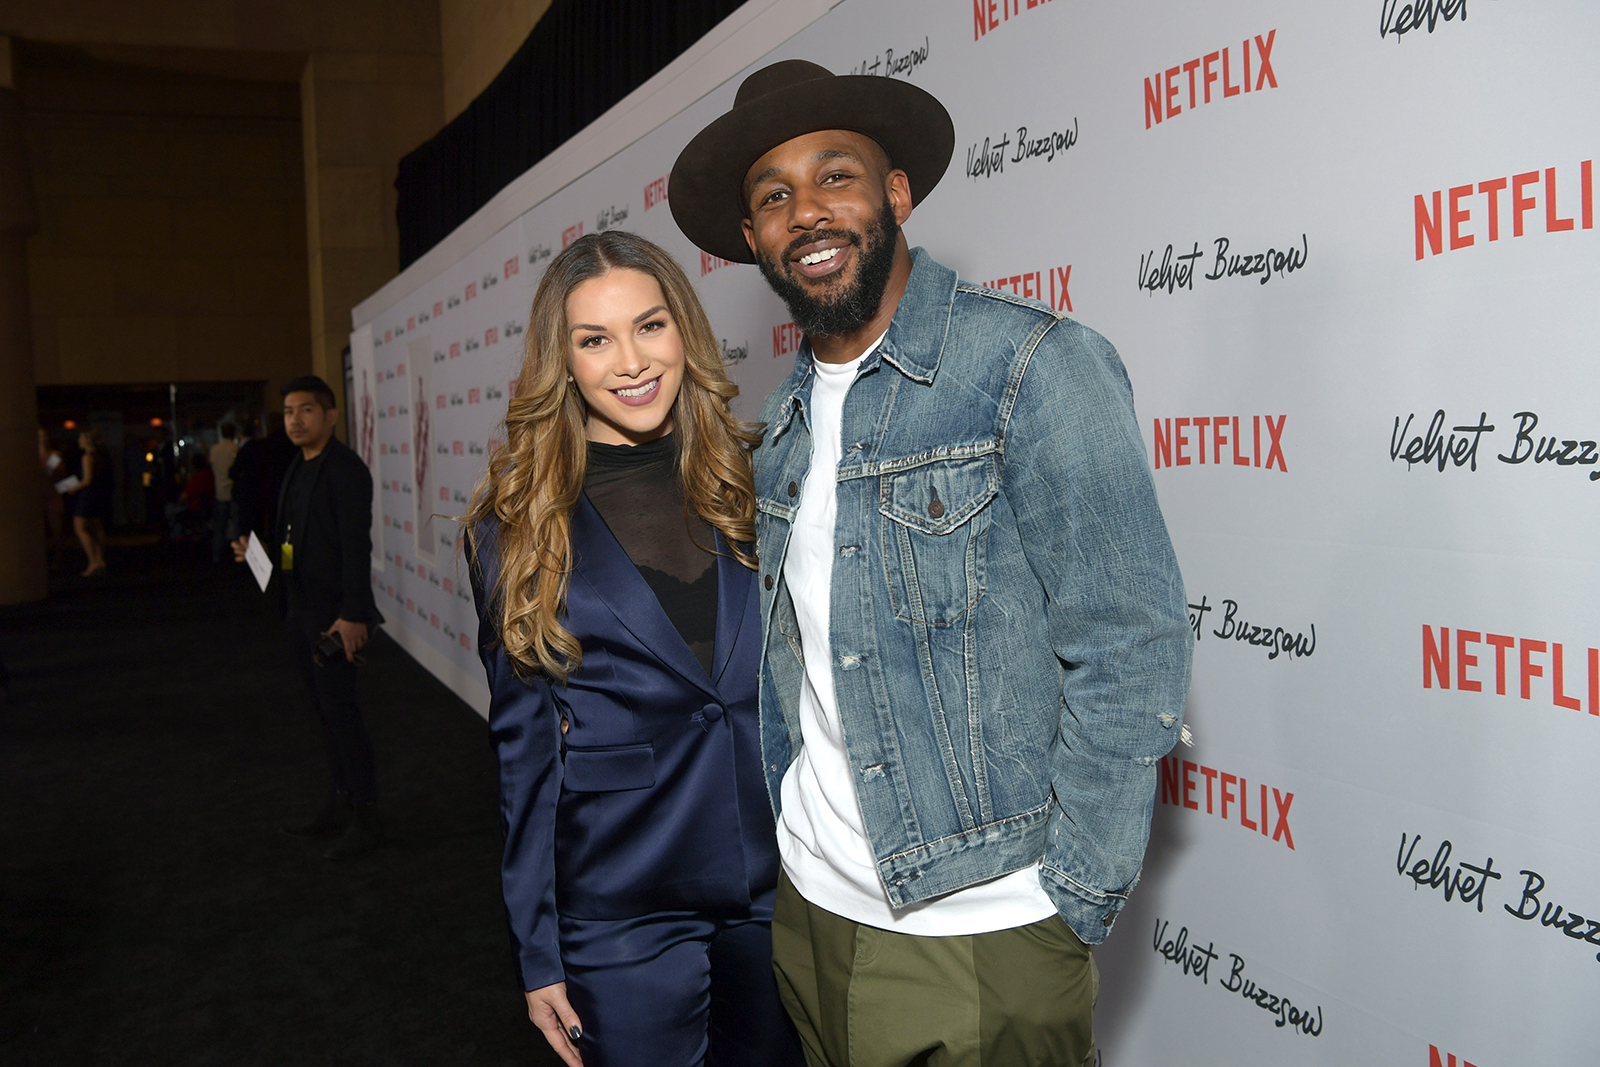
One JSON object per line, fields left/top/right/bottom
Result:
{"left": 469, "top": 497, "right": 778, "bottom": 991}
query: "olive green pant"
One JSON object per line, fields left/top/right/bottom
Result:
{"left": 771, "top": 873, "right": 1097, "bottom": 1067}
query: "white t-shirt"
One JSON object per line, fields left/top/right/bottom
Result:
{"left": 776, "top": 337, "right": 1059, "bottom": 936}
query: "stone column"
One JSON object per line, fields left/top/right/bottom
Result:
{"left": 300, "top": 51, "right": 442, "bottom": 433}
{"left": 0, "top": 39, "right": 48, "bottom": 605}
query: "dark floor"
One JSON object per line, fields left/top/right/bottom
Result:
{"left": 0, "top": 543, "right": 559, "bottom": 1066}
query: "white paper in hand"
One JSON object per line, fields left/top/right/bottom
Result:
{"left": 245, "top": 532, "right": 274, "bottom": 592}
{"left": 54, "top": 475, "right": 81, "bottom": 494}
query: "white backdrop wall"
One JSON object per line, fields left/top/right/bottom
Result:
{"left": 351, "top": 2, "right": 1600, "bottom": 1063}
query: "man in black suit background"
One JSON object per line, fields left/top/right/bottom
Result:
{"left": 235, "top": 375, "right": 384, "bottom": 859}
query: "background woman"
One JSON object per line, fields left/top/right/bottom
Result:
{"left": 466, "top": 231, "right": 801, "bottom": 1067}
{"left": 72, "top": 427, "right": 112, "bottom": 576}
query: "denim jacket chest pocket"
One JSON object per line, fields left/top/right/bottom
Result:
{"left": 877, "top": 451, "right": 998, "bottom": 625}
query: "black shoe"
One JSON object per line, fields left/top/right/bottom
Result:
{"left": 323, "top": 802, "right": 382, "bottom": 860}
{"left": 282, "top": 791, "right": 352, "bottom": 838}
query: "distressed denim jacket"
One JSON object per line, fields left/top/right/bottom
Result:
{"left": 752, "top": 248, "right": 1191, "bottom": 944}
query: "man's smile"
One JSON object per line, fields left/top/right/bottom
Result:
{"left": 789, "top": 237, "right": 855, "bottom": 281}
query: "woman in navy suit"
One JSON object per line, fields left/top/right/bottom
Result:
{"left": 467, "top": 232, "right": 802, "bottom": 1067}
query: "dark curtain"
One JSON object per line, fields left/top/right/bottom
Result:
{"left": 397, "top": 0, "right": 748, "bottom": 268}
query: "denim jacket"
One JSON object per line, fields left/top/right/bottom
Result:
{"left": 752, "top": 248, "right": 1191, "bottom": 944}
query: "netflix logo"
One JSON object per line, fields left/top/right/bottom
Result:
{"left": 485, "top": 326, "right": 499, "bottom": 346}
{"left": 465, "top": 282, "right": 477, "bottom": 302}
{"left": 438, "top": 487, "right": 449, "bottom": 502}
{"left": 468, "top": 388, "right": 481, "bottom": 405}
{"left": 1415, "top": 161, "right": 1593, "bottom": 259}
{"left": 449, "top": 342, "right": 461, "bottom": 359}
{"left": 503, "top": 256, "right": 518, "bottom": 279}
{"left": 1159, "top": 756, "right": 1296, "bottom": 850}
{"left": 1153, "top": 415, "right": 1288, "bottom": 472}
{"left": 1145, "top": 30, "right": 1278, "bottom": 130}
{"left": 773, "top": 321, "right": 804, "bottom": 360}
{"left": 1423, "top": 624, "right": 1597, "bottom": 714}
{"left": 433, "top": 301, "right": 443, "bottom": 318}
{"left": 644, "top": 176, "right": 667, "bottom": 210}
{"left": 563, "top": 223, "right": 584, "bottom": 248}
{"left": 972, "top": 0, "right": 1055, "bottom": 42}
{"left": 980, "top": 265, "right": 1072, "bottom": 312}
{"left": 1429, "top": 1046, "right": 1483, "bottom": 1067}
{"left": 460, "top": 632, "right": 472, "bottom": 650}
{"left": 407, "top": 316, "right": 416, "bottom": 331}
{"left": 452, "top": 440, "right": 463, "bottom": 456}
{"left": 435, "top": 394, "right": 445, "bottom": 410}
{"left": 701, "top": 251, "right": 738, "bottom": 276}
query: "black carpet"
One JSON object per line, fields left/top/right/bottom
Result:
{"left": 0, "top": 546, "right": 559, "bottom": 1066}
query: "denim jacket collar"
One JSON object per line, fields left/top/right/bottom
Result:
{"left": 767, "top": 247, "right": 956, "bottom": 444}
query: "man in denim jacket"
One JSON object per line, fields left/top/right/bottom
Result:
{"left": 671, "top": 61, "right": 1191, "bottom": 1066}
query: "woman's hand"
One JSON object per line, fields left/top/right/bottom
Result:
{"left": 525, "top": 982, "right": 584, "bottom": 1067}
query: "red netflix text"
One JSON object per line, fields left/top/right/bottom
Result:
{"left": 563, "top": 223, "right": 584, "bottom": 248}
{"left": 449, "top": 342, "right": 461, "bottom": 359}
{"left": 973, "top": 0, "right": 1054, "bottom": 41}
{"left": 1423, "top": 624, "right": 1598, "bottom": 715}
{"left": 1158, "top": 756, "right": 1295, "bottom": 850}
{"left": 1153, "top": 415, "right": 1287, "bottom": 471}
{"left": 503, "top": 256, "right": 518, "bottom": 279}
{"left": 1146, "top": 30, "right": 1277, "bottom": 130}
{"left": 485, "top": 327, "right": 499, "bottom": 346}
{"left": 1416, "top": 161, "right": 1593, "bottom": 260}
{"left": 464, "top": 282, "right": 477, "bottom": 302}
{"left": 433, "top": 301, "right": 443, "bottom": 318}
{"left": 644, "top": 177, "right": 668, "bottom": 211}
{"left": 981, "top": 265, "right": 1072, "bottom": 312}
{"left": 701, "top": 252, "right": 738, "bottom": 277}
{"left": 773, "top": 322, "right": 804, "bottom": 360}
{"left": 1430, "top": 1047, "right": 1481, "bottom": 1067}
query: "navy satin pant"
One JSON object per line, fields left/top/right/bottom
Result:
{"left": 558, "top": 889, "right": 804, "bottom": 1067}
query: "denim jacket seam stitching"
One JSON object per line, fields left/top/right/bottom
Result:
{"left": 880, "top": 801, "right": 1051, "bottom": 863}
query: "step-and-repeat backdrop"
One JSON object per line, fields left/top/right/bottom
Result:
{"left": 351, "top": 2, "right": 1598, "bottom": 1062}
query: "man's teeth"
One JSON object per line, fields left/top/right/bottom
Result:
{"left": 615, "top": 379, "right": 658, "bottom": 398}
{"left": 799, "top": 247, "right": 840, "bottom": 266}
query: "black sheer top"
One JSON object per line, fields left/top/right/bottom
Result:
{"left": 583, "top": 434, "right": 719, "bottom": 675}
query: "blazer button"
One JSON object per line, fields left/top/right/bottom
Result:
{"left": 787, "top": 481, "right": 799, "bottom": 497}
{"left": 928, "top": 499, "right": 945, "bottom": 519}
{"left": 764, "top": 574, "right": 774, "bottom": 590}
{"left": 701, "top": 702, "right": 725, "bottom": 722}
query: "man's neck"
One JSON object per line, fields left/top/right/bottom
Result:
{"left": 301, "top": 435, "right": 333, "bottom": 461}
{"left": 809, "top": 240, "right": 914, "bottom": 365}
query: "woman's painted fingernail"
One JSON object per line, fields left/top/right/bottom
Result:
{"left": 568, "top": 1025, "right": 582, "bottom": 1042}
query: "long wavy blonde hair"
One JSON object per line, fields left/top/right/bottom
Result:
{"left": 468, "top": 231, "right": 760, "bottom": 682}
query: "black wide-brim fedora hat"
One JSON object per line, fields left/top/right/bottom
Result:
{"left": 669, "top": 59, "right": 955, "bottom": 264}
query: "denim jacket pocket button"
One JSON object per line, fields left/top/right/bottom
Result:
{"left": 1102, "top": 913, "right": 1115, "bottom": 927}
{"left": 927, "top": 499, "right": 944, "bottom": 519}
{"left": 764, "top": 574, "right": 774, "bottom": 590}
{"left": 787, "top": 481, "right": 799, "bottom": 497}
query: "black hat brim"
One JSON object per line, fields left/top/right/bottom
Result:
{"left": 669, "top": 74, "right": 955, "bottom": 264}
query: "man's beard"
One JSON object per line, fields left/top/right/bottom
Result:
{"left": 755, "top": 197, "right": 900, "bottom": 339}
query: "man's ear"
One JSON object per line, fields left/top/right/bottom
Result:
{"left": 741, "top": 217, "right": 758, "bottom": 259}
{"left": 886, "top": 169, "right": 913, "bottom": 227}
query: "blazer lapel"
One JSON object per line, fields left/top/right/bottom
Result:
{"left": 570, "top": 494, "right": 716, "bottom": 696}
{"left": 710, "top": 534, "right": 755, "bottom": 687}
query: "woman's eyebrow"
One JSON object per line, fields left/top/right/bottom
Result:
{"left": 632, "top": 305, "right": 667, "bottom": 324}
